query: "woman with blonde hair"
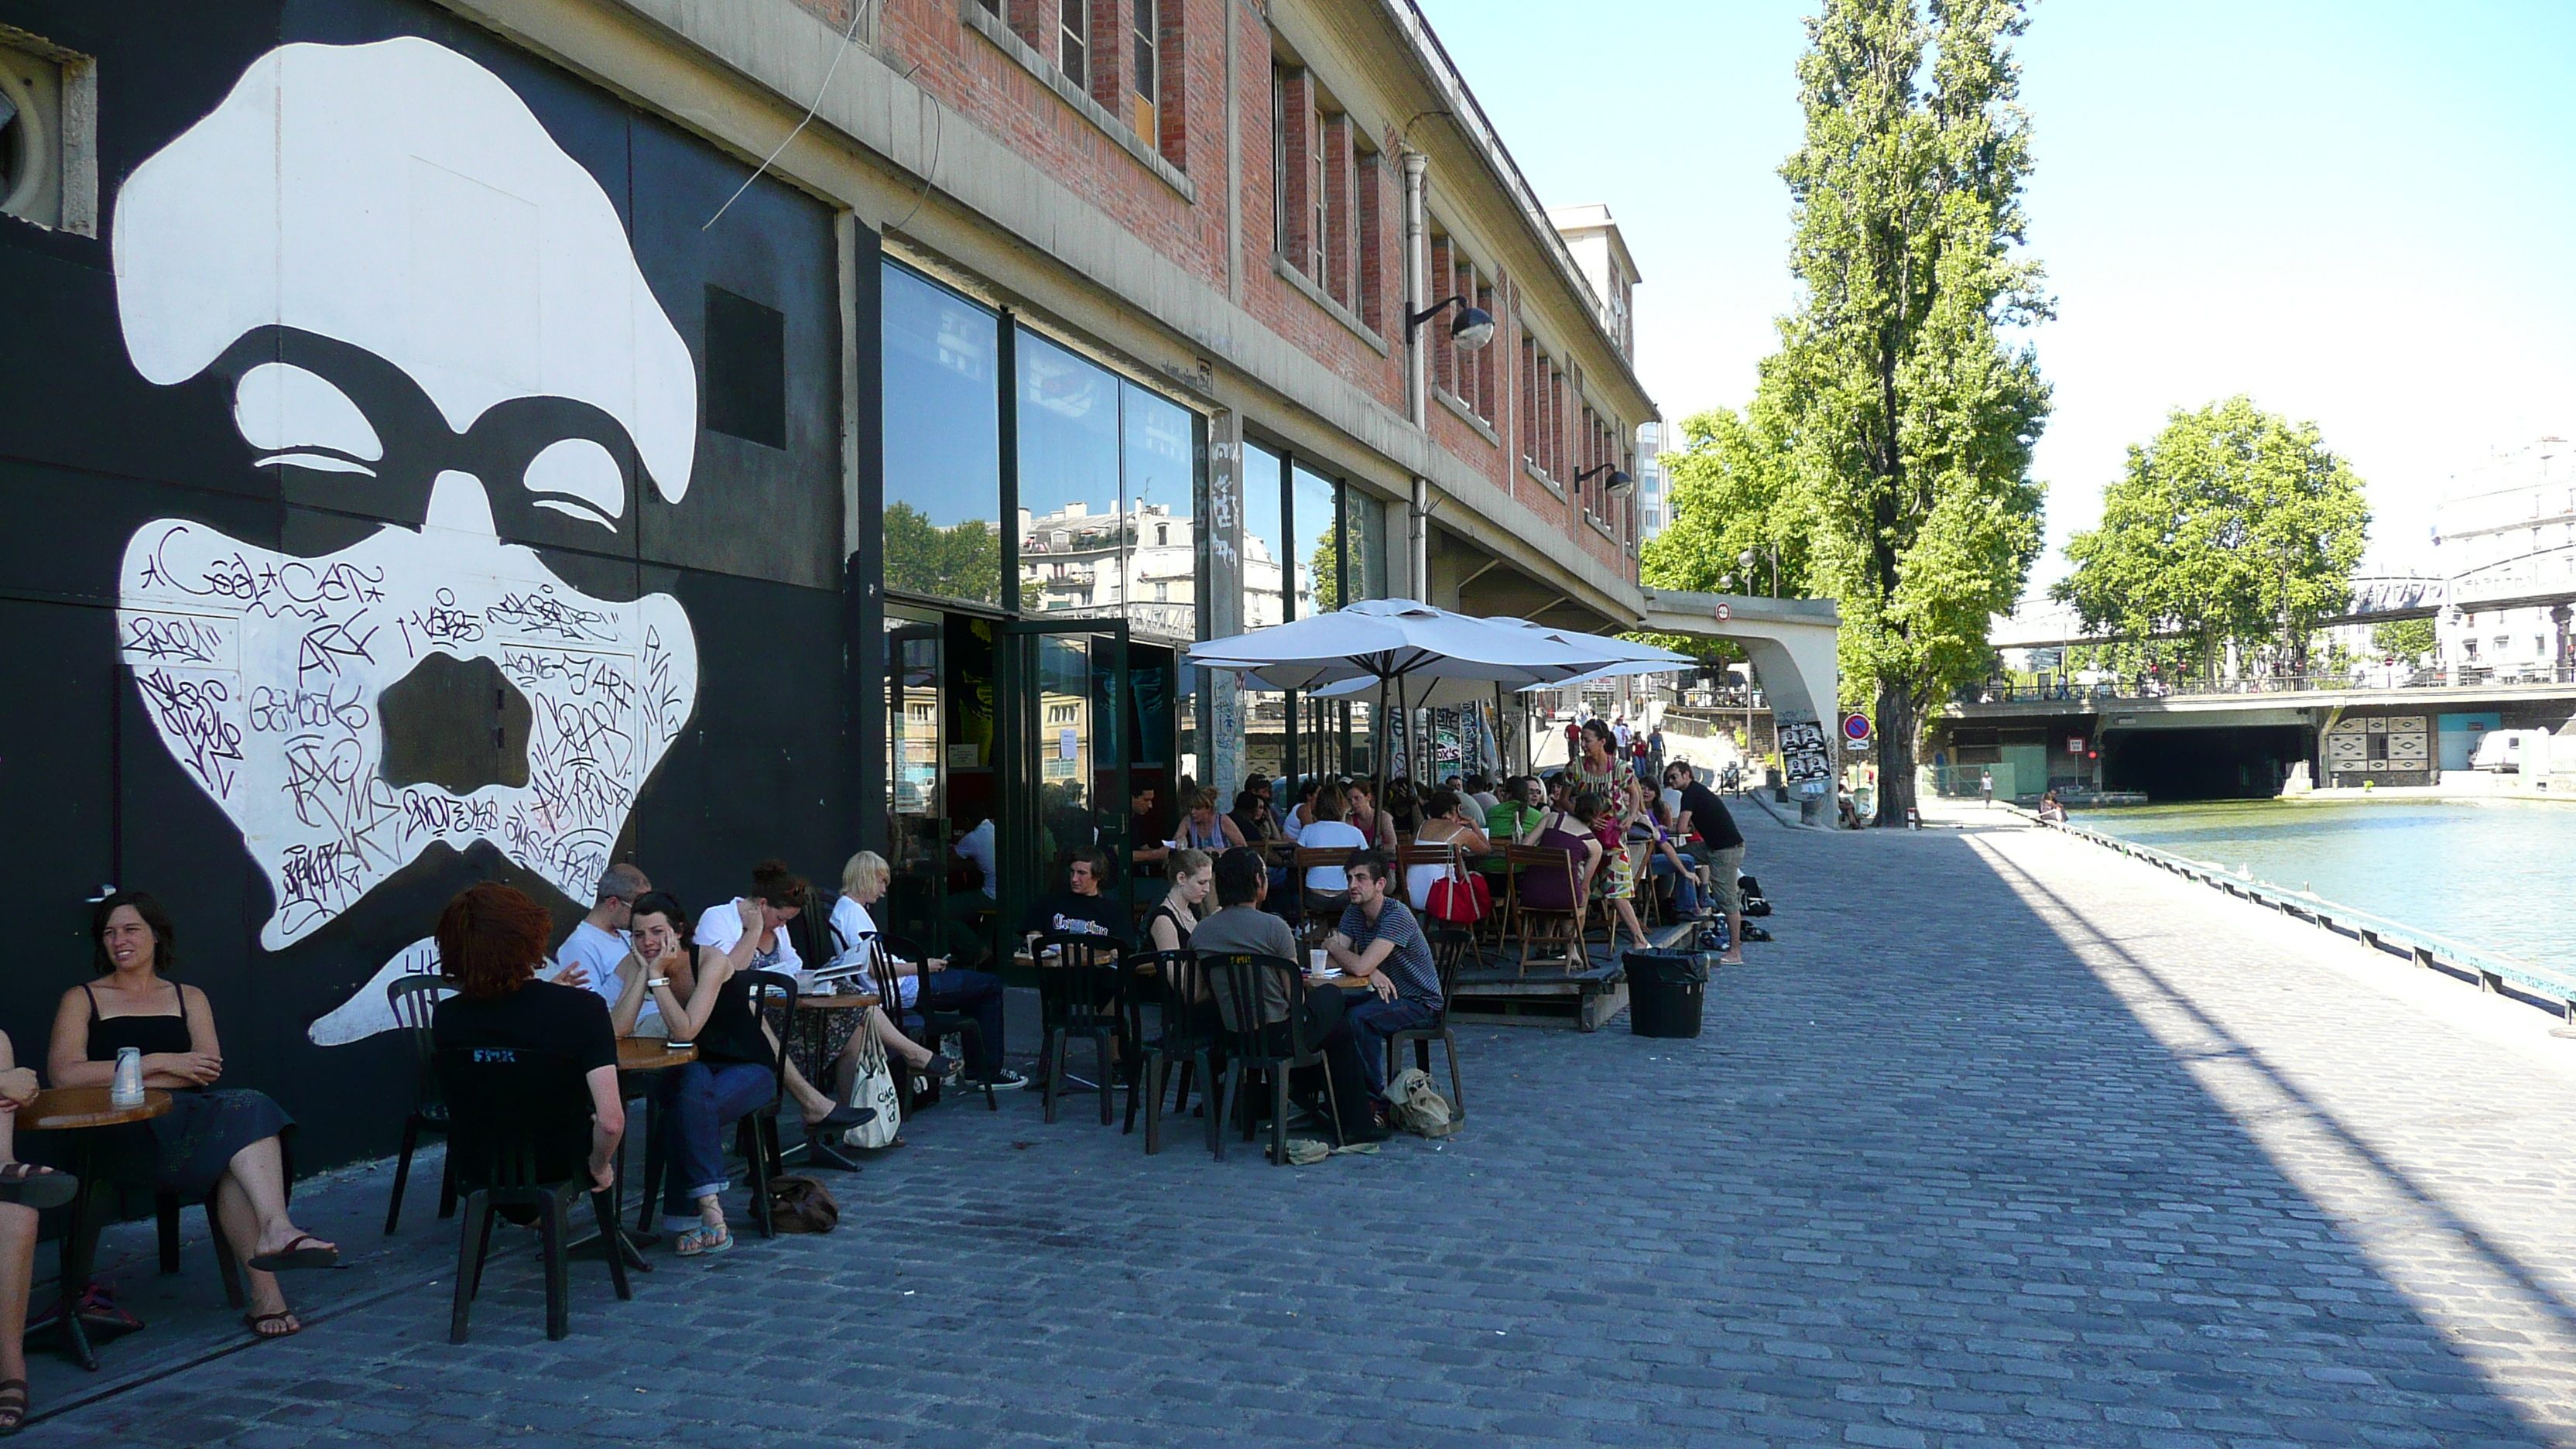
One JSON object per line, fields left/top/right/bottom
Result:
{"left": 827, "top": 851, "right": 1023, "bottom": 1092}
{"left": 1148, "top": 848, "right": 1213, "bottom": 951}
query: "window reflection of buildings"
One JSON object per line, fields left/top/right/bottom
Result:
{"left": 1019, "top": 500, "right": 1199, "bottom": 639}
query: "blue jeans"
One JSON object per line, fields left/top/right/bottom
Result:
{"left": 914, "top": 968, "right": 1007, "bottom": 1080}
{"left": 1648, "top": 853, "right": 1701, "bottom": 914}
{"left": 658, "top": 1060, "right": 775, "bottom": 1226}
{"left": 1343, "top": 995, "right": 1438, "bottom": 1094}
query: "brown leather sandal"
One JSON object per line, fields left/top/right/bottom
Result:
{"left": 243, "top": 1310, "right": 300, "bottom": 1340}
{"left": 0, "top": 1377, "right": 27, "bottom": 1436}
{"left": 246, "top": 1235, "right": 337, "bottom": 1273}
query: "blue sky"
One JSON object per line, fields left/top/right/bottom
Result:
{"left": 1416, "top": 0, "right": 2576, "bottom": 594}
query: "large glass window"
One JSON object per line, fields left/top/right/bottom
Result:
{"left": 1121, "top": 382, "right": 1194, "bottom": 640}
{"left": 1015, "top": 327, "right": 1201, "bottom": 640}
{"left": 882, "top": 265, "right": 1002, "bottom": 605}
{"left": 1016, "top": 330, "right": 1122, "bottom": 619}
{"left": 1238, "top": 442, "right": 1289, "bottom": 778}
{"left": 1347, "top": 488, "right": 1387, "bottom": 604}
{"left": 1242, "top": 443, "right": 1287, "bottom": 630}
{"left": 1293, "top": 464, "right": 1337, "bottom": 618}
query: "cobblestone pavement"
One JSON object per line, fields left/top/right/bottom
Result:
{"left": 20, "top": 802, "right": 2576, "bottom": 1447}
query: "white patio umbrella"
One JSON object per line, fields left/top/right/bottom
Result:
{"left": 1189, "top": 599, "right": 1618, "bottom": 786}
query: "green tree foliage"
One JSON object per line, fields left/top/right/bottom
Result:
{"left": 2052, "top": 396, "right": 2368, "bottom": 677}
{"left": 2370, "top": 616, "right": 2437, "bottom": 665}
{"left": 883, "top": 502, "right": 1000, "bottom": 605}
{"left": 1766, "top": 0, "right": 2053, "bottom": 822}
{"left": 1640, "top": 405, "right": 1815, "bottom": 600}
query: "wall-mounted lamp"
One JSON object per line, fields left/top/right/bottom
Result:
{"left": 1573, "top": 463, "right": 1634, "bottom": 496}
{"left": 1405, "top": 294, "right": 1495, "bottom": 351}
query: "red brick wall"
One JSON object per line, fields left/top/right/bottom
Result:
{"left": 809, "top": 0, "right": 1626, "bottom": 583}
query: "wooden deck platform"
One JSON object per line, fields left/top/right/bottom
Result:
{"left": 1447, "top": 921, "right": 1698, "bottom": 1032}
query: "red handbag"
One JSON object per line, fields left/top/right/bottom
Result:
{"left": 1427, "top": 862, "right": 1492, "bottom": 924}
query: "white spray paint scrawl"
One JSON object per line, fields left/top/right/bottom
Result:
{"left": 111, "top": 39, "right": 704, "bottom": 1042}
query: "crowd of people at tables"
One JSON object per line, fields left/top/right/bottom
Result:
{"left": 0, "top": 728, "right": 1741, "bottom": 1429}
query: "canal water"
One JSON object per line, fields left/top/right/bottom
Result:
{"left": 2071, "top": 799, "right": 2576, "bottom": 969}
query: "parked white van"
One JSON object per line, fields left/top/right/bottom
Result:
{"left": 2469, "top": 728, "right": 2550, "bottom": 773}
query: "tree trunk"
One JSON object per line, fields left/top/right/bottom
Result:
{"left": 1872, "top": 681, "right": 1918, "bottom": 827}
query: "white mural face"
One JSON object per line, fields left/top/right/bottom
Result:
{"left": 109, "top": 41, "right": 701, "bottom": 979}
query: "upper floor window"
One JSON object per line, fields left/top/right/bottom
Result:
{"left": 1062, "top": 2, "right": 1088, "bottom": 88}
{"left": 1132, "top": 0, "right": 1157, "bottom": 102}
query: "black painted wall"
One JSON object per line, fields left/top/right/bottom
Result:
{"left": 0, "top": 0, "right": 853, "bottom": 1170}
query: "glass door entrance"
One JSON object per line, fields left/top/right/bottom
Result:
{"left": 1000, "top": 619, "right": 1132, "bottom": 949}
{"left": 881, "top": 608, "right": 1002, "bottom": 967}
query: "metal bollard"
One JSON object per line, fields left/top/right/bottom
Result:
{"left": 1906, "top": 807, "right": 1921, "bottom": 830}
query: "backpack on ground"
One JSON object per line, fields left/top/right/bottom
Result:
{"left": 765, "top": 1173, "right": 840, "bottom": 1233}
{"left": 839, "top": 1017, "right": 904, "bottom": 1151}
{"left": 1386, "top": 1067, "right": 1459, "bottom": 1139}
{"left": 1738, "top": 874, "right": 1773, "bottom": 917}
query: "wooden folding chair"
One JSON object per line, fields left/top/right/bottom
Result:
{"left": 1503, "top": 843, "right": 1585, "bottom": 975}
{"left": 1293, "top": 848, "right": 1353, "bottom": 947}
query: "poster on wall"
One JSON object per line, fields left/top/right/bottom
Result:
{"left": 1779, "top": 719, "right": 1832, "bottom": 784}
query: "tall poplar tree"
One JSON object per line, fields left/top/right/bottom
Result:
{"left": 1769, "top": 0, "right": 2052, "bottom": 824}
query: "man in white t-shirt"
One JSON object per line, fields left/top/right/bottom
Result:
{"left": 550, "top": 862, "right": 656, "bottom": 1035}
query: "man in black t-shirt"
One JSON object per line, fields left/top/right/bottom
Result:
{"left": 1666, "top": 761, "right": 1747, "bottom": 964}
{"left": 1019, "top": 848, "right": 1135, "bottom": 947}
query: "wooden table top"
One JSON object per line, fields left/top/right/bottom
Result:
{"left": 615, "top": 1038, "right": 697, "bottom": 1073}
{"left": 23, "top": 1085, "right": 173, "bottom": 1132}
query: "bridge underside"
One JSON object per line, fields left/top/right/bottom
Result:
{"left": 1937, "top": 684, "right": 2576, "bottom": 802}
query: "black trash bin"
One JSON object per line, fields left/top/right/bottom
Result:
{"left": 1624, "top": 950, "right": 1708, "bottom": 1039}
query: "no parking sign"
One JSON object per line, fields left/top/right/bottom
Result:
{"left": 1841, "top": 713, "right": 1872, "bottom": 748}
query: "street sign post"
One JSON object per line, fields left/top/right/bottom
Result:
{"left": 1841, "top": 713, "right": 1872, "bottom": 748}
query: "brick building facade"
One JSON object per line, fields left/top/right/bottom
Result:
{"left": 0, "top": 0, "right": 1649, "bottom": 1167}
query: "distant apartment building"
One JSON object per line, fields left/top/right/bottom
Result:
{"left": 1636, "top": 419, "right": 1672, "bottom": 540}
{"left": 2432, "top": 437, "right": 2576, "bottom": 677}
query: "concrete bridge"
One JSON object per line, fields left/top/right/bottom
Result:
{"left": 1636, "top": 588, "right": 1841, "bottom": 728}
{"left": 1937, "top": 677, "right": 2576, "bottom": 800}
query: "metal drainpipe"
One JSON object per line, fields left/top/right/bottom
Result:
{"left": 1402, "top": 149, "right": 1431, "bottom": 604}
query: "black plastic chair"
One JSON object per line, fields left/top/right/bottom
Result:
{"left": 1200, "top": 951, "right": 1341, "bottom": 1165}
{"left": 732, "top": 970, "right": 799, "bottom": 1239}
{"left": 383, "top": 975, "right": 459, "bottom": 1235}
{"left": 1123, "top": 948, "right": 1213, "bottom": 1153}
{"left": 1032, "top": 931, "right": 1127, "bottom": 1126}
{"left": 1386, "top": 927, "right": 1469, "bottom": 1118}
{"left": 436, "top": 1044, "right": 631, "bottom": 1343}
{"left": 871, "top": 933, "right": 995, "bottom": 1112}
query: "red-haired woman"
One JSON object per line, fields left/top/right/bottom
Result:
{"left": 428, "top": 882, "right": 626, "bottom": 1204}
{"left": 50, "top": 892, "right": 333, "bottom": 1343}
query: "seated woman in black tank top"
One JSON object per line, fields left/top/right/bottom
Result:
{"left": 49, "top": 892, "right": 337, "bottom": 1343}
{"left": 637, "top": 862, "right": 816, "bottom": 1258}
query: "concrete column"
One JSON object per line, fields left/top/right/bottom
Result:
{"left": 1206, "top": 407, "right": 1247, "bottom": 796}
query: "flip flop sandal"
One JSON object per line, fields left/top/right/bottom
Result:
{"left": 242, "top": 1311, "right": 300, "bottom": 1341}
{"left": 246, "top": 1235, "right": 338, "bottom": 1273}
{"left": 0, "top": 1163, "right": 75, "bottom": 1211}
{"left": 0, "top": 1377, "right": 26, "bottom": 1437}
{"left": 674, "top": 1223, "right": 732, "bottom": 1258}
